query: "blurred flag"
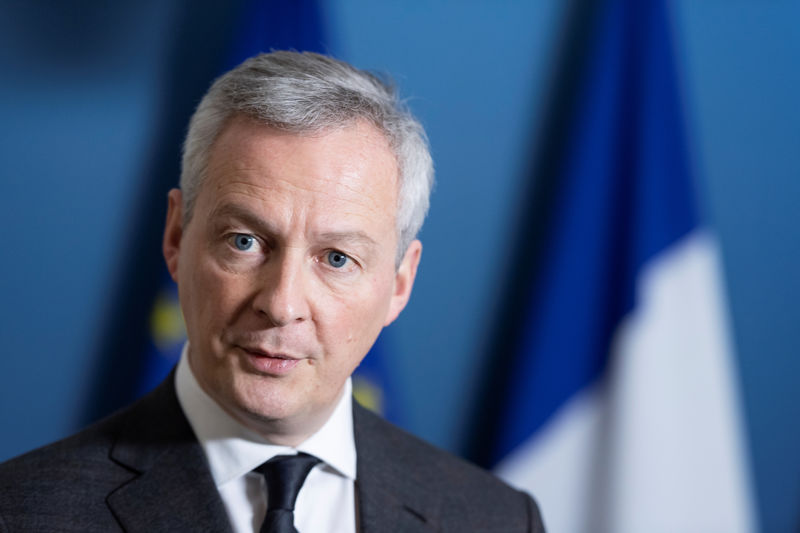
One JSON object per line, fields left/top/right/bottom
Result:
{"left": 136, "top": 275, "right": 186, "bottom": 397}
{"left": 353, "top": 332, "right": 404, "bottom": 424}
{"left": 486, "top": 1, "right": 757, "bottom": 531}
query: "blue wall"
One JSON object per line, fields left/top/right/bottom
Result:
{"left": 0, "top": 1, "right": 797, "bottom": 530}
{"left": 0, "top": 0, "right": 178, "bottom": 448}
{"left": 677, "top": 4, "right": 800, "bottom": 530}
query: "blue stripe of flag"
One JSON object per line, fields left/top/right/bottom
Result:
{"left": 491, "top": 0, "right": 698, "bottom": 463}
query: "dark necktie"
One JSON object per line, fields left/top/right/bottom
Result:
{"left": 254, "top": 453, "right": 321, "bottom": 533}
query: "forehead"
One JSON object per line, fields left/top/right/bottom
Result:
{"left": 200, "top": 116, "right": 399, "bottom": 229}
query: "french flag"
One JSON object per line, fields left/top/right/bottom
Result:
{"left": 485, "top": 1, "right": 757, "bottom": 531}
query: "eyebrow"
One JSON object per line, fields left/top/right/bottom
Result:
{"left": 208, "top": 203, "right": 380, "bottom": 249}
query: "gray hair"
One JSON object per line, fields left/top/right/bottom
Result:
{"left": 180, "top": 50, "right": 434, "bottom": 262}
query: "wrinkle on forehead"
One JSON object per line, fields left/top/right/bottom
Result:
{"left": 197, "top": 117, "right": 399, "bottom": 250}
{"left": 206, "top": 117, "right": 397, "bottom": 207}
{"left": 210, "top": 179, "right": 386, "bottom": 229}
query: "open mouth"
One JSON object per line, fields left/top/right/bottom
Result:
{"left": 238, "top": 346, "right": 302, "bottom": 375}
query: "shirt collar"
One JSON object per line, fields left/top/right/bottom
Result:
{"left": 174, "top": 344, "right": 357, "bottom": 487}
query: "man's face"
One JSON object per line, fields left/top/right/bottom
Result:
{"left": 163, "top": 116, "right": 421, "bottom": 443}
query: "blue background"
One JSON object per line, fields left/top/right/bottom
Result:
{"left": 0, "top": 1, "right": 797, "bottom": 531}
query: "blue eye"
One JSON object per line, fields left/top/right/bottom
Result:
{"left": 327, "top": 250, "right": 349, "bottom": 268}
{"left": 233, "top": 234, "right": 255, "bottom": 251}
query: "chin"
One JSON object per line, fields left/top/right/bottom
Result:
{"left": 228, "top": 373, "right": 303, "bottom": 423}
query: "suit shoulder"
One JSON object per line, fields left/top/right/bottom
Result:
{"left": 0, "top": 375, "right": 194, "bottom": 525}
{"left": 353, "top": 403, "right": 545, "bottom": 531}
{"left": 354, "top": 403, "right": 507, "bottom": 488}
{"left": 0, "top": 377, "right": 181, "bottom": 487}
{"left": 1, "top": 410, "right": 120, "bottom": 474}
{"left": 0, "top": 409, "right": 136, "bottom": 531}
{"left": 0, "top": 404, "right": 137, "bottom": 486}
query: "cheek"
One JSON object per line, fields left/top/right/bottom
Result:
{"left": 181, "top": 249, "right": 250, "bottom": 332}
{"left": 320, "top": 273, "right": 394, "bottom": 353}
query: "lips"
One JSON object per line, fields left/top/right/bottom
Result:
{"left": 237, "top": 345, "right": 303, "bottom": 376}
{"left": 240, "top": 345, "right": 299, "bottom": 360}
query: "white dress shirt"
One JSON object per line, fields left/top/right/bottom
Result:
{"left": 175, "top": 345, "right": 357, "bottom": 533}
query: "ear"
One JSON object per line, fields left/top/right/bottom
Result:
{"left": 383, "top": 239, "right": 422, "bottom": 326}
{"left": 162, "top": 188, "right": 183, "bottom": 283}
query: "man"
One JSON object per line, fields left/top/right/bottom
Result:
{"left": 0, "top": 51, "right": 544, "bottom": 532}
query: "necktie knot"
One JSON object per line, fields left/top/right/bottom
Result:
{"left": 254, "top": 452, "right": 321, "bottom": 532}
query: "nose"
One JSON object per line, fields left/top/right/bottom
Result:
{"left": 251, "top": 250, "right": 310, "bottom": 327}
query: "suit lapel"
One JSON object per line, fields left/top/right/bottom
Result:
{"left": 355, "top": 479, "right": 438, "bottom": 533}
{"left": 105, "top": 375, "right": 232, "bottom": 533}
{"left": 353, "top": 403, "right": 439, "bottom": 533}
{"left": 103, "top": 378, "right": 441, "bottom": 532}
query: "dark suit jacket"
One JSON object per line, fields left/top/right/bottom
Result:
{"left": 0, "top": 376, "right": 544, "bottom": 532}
